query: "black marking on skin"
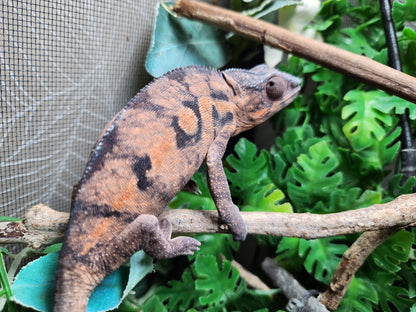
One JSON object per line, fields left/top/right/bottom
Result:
{"left": 172, "top": 99, "right": 203, "bottom": 149}
{"left": 132, "top": 155, "right": 153, "bottom": 191}
{"left": 71, "top": 203, "right": 139, "bottom": 224}
{"left": 220, "top": 112, "right": 234, "bottom": 125}
{"left": 210, "top": 90, "right": 229, "bottom": 101}
{"left": 167, "top": 69, "right": 191, "bottom": 91}
{"left": 212, "top": 105, "right": 220, "bottom": 137}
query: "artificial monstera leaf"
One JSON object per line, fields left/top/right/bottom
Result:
{"left": 225, "top": 138, "right": 271, "bottom": 199}
{"left": 146, "top": 3, "right": 229, "bottom": 77}
{"left": 287, "top": 140, "right": 342, "bottom": 210}
{"left": 155, "top": 268, "right": 204, "bottom": 311}
{"left": 298, "top": 237, "right": 348, "bottom": 284}
{"left": 342, "top": 90, "right": 395, "bottom": 151}
{"left": 194, "top": 254, "right": 245, "bottom": 307}
{"left": 337, "top": 277, "right": 378, "bottom": 312}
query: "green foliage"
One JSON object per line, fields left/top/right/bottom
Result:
{"left": 276, "top": 236, "right": 347, "bottom": 284}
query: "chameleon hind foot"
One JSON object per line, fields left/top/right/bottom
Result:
{"left": 138, "top": 215, "right": 201, "bottom": 259}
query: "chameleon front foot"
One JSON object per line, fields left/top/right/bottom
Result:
{"left": 219, "top": 204, "right": 247, "bottom": 241}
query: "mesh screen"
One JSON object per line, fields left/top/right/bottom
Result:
{"left": 1, "top": 0, "right": 158, "bottom": 217}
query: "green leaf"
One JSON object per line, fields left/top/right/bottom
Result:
{"left": 369, "top": 230, "right": 413, "bottom": 273}
{"left": 146, "top": 3, "right": 230, "bottom": 77}
{"left": 298, "top": 237, "right": 348, "bottom": 284}
{"left": 370, "top": 270, "right": 412, "bottom": 312}
{"left": 42, "top": 244, "right": 62, "bottom": 254}
{"left": 194, "top": 254, "right": 245, "bottom": 306}
{"left": 328, "top": 28, "right": 378, "bottom": 58}
{"left": 12, "top": 251, "right": 152, "bottom": 312}
{"left": 337, "top": 277, "right": 378, "bottom": 312}
{"left": 342, "top": 90, "right": 395, "bottom": 151}
{"left": 142, "top": 296, "right": 168, "bottom": 312}
{"left": 275, "top": 237, "right": 303, "bottom": 273}
{"left": 350, "top": 124, "right": 401, "bottom": 174}
{"left": 191, "top": 234, "right": 238, "bottom": 261}
{"left": 272, "top": 125, "right": 321, "bottom": 165}
{"left": 0, "top": 216, "right": 21, "bottom": 222}
{"left": 387, "top": 174, "right": 416, "bottom": 199}
{"left": 169, "top": 172, "right": 216, "bottom": 211}
{"left": 242, "top": 184, "right": 293, "bottom": 213}
{"left": 287, "top": 141, "right": 342, "bottom": 210}
{"left": 393, "top": 0, "right": 416, "bottom": 27}
{"left": 225, "top": 138, "right": 271, "bottom": 199}
{"left": 328, "top": 188, "right": 381, "bottom": 213}
{"left": 156, "top": 268, "right": 203, "bottom": 311}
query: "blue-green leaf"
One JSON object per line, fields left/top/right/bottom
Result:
{"left": 146, "top": 3, "right": 230, "bottom": 77}
{"left": 12, "top": 251, "right": 152, "bottom": 312}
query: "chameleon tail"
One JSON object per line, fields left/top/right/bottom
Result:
{"left": 54, "top": 260, "right": 104, "bottom": 312}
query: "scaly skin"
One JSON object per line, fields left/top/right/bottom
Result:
{"left": 54, "top": 64, "right": 301, "bottom": 311}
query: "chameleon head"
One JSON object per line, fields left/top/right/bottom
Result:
{"left": 222, "top": 64, "right": 301, "bottom": 135}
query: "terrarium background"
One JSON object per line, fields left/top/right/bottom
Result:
{"left": 1, "top": 1, "right": 159, "bottom": 217}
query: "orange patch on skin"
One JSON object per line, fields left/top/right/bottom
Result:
{"left": 79, "top": 218, "right": 113, "bottom": 256}
{"left": 110, "top": 177, "right": 140, "bottom": 212}
{"left": 178, "top": 106, "right": 199, "bottom": 134}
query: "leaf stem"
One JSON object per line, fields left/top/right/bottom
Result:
{"left": 0, "top": 252, "right": 17, "bottom": 312}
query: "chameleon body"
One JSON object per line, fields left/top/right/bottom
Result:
{"left": 54, "top": 64, "right": 301, "bottom": 311}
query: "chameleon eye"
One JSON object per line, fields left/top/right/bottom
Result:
{"left": 266, "top": 77, "right": 285, "bottom": 100}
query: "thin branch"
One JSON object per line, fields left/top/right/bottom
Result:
{"left": 320, "top": 228, "right": 399, "bottom": 310}
{"left": 1, "top": 194, "right": 415, "bottom": 249}
{"left": 220, "top": 254, "right": 270, "bottom": 291}
{"left": 262, "top": 257, "right": 329, "bottom": 312}
{"left": 173, "top": 0, "right": 416, "bottom": 105}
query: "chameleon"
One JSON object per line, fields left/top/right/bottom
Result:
{"left": 54, "top": 64, "right": 301, "bottom": 311}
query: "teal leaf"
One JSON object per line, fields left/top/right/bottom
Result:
{"left": 146, "top": 3, "right": 230, "bottom": 77}
{"left": 12, "top": 251, "right": 152, "bottom": 312}
{"left": 12, "top": 252, "right": 59, "bottom": 312}
{"left": 121, "top": 251, "right": 153, "bottom": 300}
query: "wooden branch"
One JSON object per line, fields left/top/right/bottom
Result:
{"left": 262, "top": 257, "right": 329, "bottom": 312}
{"left": 173, "top": 0, "right": 416, "bottom": 105}
{"left": 0, "top": 194, "right": 415, "bottom": 249}
{"left": 320, "top": 228, "right": 399, "bottom": 310}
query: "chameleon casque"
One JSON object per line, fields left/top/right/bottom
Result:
{"left": 54, "top": 64, "right": 301, "bottom": 311}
